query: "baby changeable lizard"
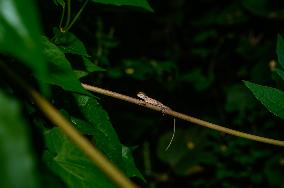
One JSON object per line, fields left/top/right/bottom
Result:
{"left": 137, "top": 92, "right": 175, "bottom": 151}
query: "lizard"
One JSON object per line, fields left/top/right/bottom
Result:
{"left": 137, "top": 92, "right": 175, "bottom": 151}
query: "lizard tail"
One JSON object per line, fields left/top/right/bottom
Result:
{"left": 165, "top": 118, "right": 176, "bottom": 151}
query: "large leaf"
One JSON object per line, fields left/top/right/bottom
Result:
{"left": 244, "top": 81, "right": 284, "bottom": 119}
{"left": 0, "top": 91, "right": 37, "bottom": 188}
{"left": 41, "top": 37, "right": 89, "bottom": 95}
{"left": 73, "top": 94, "right": 144, "bottom": 180}
{"left": 277, "top": 34, "right": 284, "bottom": 70}
{"left": 53, "top": 29, "right": 90, "bottom": 57}
{"left": 74, "top": 94, "right": 122, "bottom": 163}
{"left": 91, "top": 0, "right": 153, "bottom": 12}
{"left": 43, "top": 127, "right": 116, "bottom": 188}
{"left": 0, "top": 0, "right": 47, "bottom": 91}
{"left": 53, "top": 30, "right": 105, "bottom": 73}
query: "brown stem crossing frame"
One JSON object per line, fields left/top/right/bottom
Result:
{"left": 0, "top": 62, "right": 138, "bottom": 188}
{"left": 1, "top": 59, "right": 283, "bottom": 188}
{"left": 81, "top": 83, "right": 284, "bottom": 147}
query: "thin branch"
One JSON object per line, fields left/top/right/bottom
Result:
{"left": 81, "top": 83, "right": 284, "bottom": 147}
{"left": 0, "top": 62, "right": 138, "bottom": 188}
{"left": 61, "top": 0, "right": 89, "bottom": 32}
{"left": 58, "top": 1, "right": 66, "bottom": 31}
{"left": 65, "top": 0, "right": 71, "bottom": 29}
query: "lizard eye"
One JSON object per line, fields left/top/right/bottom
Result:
{"left": 137, "top": 92, "right": 146, "bottom": 98}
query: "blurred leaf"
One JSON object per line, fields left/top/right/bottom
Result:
{"left": 193, "top": 3, "right": 247, "bottom": 26}
{"left": 277, "top": 34, "right": 284, "bottom": 69}
{"left": 52, "top": 0, "right": 65, "bottom": 7}
{"left": 74, "top": 94, "right": 144, "bottom": 180}
{"left": 276, "top": 68, "right": 284, "bottom": 81}
{"left": 225, "top": 84, "right": 255, "bottom": 113}
{"left": 122, "top": 59, "right": 155, "bottom": 80}
{"left": 191, "top": 48, "right": 212, "bottom": 58}
{"left": 243, "top": 0, "right": 284, "bottom": 18}
{"left": 244, "top": 81, "right": 284, "bottom": 119}
{"left": 43, "top": 127, "right": 116, "bottom": 188}
{"left": 243, "top": 0, "right": 268, "bottom": 15}
{"left": 157, "top": 128, "right": 214, "bottom": 175}
{"left": 41, "top": 37, "right": 89, "bottom": 95}
{"left": 0, "top": 91, "right": 37, "bottom": 188}
{"left": 264, "top": 155, "right": 284, "bottom": 187}
{"left": 107, "top": 68, "right": 123, "bottom": 79}
{"left": 225, "top": 84, "right": 257, "bottom": 124}
{"left": 0, "top": 0, "right": 47, "bottom": 92}
{"left": 112, "top": 59, "right": 176, "bottom": 81}
{"left": 151, "top": 60, "right": 177, "bottom": 77}
{"left": 181, "top": 68, "right": 214, "bottom": 91}
{"left": 193, "top": 30, "right": 218, "bottom": 44}
{"left": 91, "top": 0, "right": 153, "bottom": 12}
{"left": 73, "top": 70, "right": 89, "bottom": 79}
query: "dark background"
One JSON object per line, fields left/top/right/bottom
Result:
{"left": 40, "top": 0, "right": 284, "bottom": 187}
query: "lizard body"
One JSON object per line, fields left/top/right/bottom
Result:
{"left": 137, "top": 92, "right": 175, "bottom": 151}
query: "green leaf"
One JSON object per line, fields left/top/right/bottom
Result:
{"left": 73, "top": 70, "right": 89, "bottom": 79}
{"left": 41, "top": 37, "right": 89, "bottom": 95}
{"left": 83, "top": 57, "right": 106, "bottom": 72}
{"left": 74, "top": 94, "right": 122, "bottom": 163}
{"left": 0, "top": 0, "right": 47, "bottom": 92}
{"left": 53, "top": 29, "right": 105, "bottom": 74}
{"left": 43, "top": 127, "right": 116, "bottom": 188}
{"left": 276, "top": 68, "right": 284, "bottom": 81}
{"left": 73, "top": 94, "right": 144, "bottom": 180}
{"left": 0, "top": 91, "right": 38, "bottom": 188}
{"left": 70, "top": 116, "right": 97, "bottom": 135}
{"left": 91, "top": 0, "right": 153, "bottom": 12}
{"left": 277, "top": 34, "right": 284, "bottom": 69}
{"left": 121, "top": 145, "right": 144, "bottom": 180}
{"left": 53, "top": 29, "right": 90, "bottom": 57}
{"left": 244, "top": 81, "right": 284, "bottom": 119}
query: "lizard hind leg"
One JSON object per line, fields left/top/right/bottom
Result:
{"left": 164, "top": 118, "right": 176, "bottom": 151}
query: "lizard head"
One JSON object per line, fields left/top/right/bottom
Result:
{"left": 137, "top": 92, "right": 146, "bottom": 99}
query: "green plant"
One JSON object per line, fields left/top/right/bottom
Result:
{"left": 0, "top": 0, "right": 152, "bottom": 187}
{"left": 244, "top": 35, "right": 284, "bottom": 120}
{"left": 1, "top": 0, "right": 284, "bottom": 188}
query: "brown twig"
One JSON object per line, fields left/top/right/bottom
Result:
{"left": 81, "top": 83, "right": 284, "bottom": 147}
{"left": 0, "top": 62, "right": 138, "bottom": 188}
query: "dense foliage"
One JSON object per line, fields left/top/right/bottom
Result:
{"left": 0, "top": 0, "right": 283, "bottom": 187}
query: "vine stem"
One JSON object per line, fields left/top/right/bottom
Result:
{"left": 0, "top": 62, "right": 138, "bottom": 188}
{"left": 81, "top": 83, "right": 284, "bottom": 147}
{"left": 60, "top": 0, "right": 89, "bottom": 33}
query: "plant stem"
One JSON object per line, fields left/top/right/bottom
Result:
{"left": 59, "top": 1, "right": 66, "bottom": 31}
{"left": 65, "top": 0, "right": 71, "bottom": 29}
{"left": 0, "top": 62, "right": 138, "bottom": 188}
{"left": 81, "top": 83, "right": 284, "bottom": 147}
{"left": 61, "top": 0, "right": 89, "bottom": 32}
